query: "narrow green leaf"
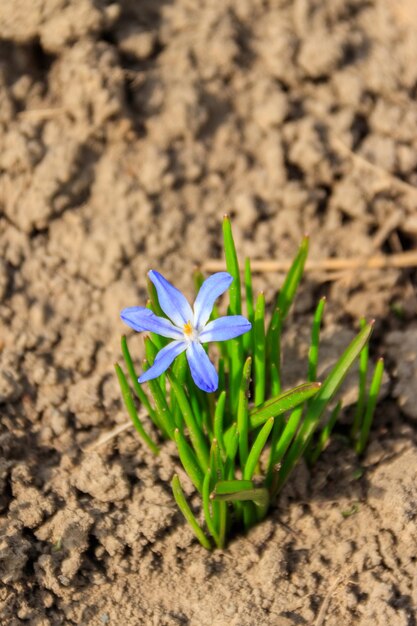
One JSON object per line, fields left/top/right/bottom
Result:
{"left": 276, "top": 235, "right": 309, "bottom": 322}
{"left": 309, "top": 400, "right": 342, "bottom": 465}
{"left": 243, "top": 502, "right": 257, "bottom": 531}
{"left": 218, "top": 357, "right": 225, "bottom": 393}
{"left": 144, "top": 335, "right": 166, "bottom": 392}
{"left": 209, "top": 439, "right": 222, "bottom": 528}
{"left": 224, "top": 422, "right": 238, "bottom": 459}
{"left": 243, "top": 417, "right": 274, "bottom": 480}
{"left": 268, "top": 309, "right": 282, "bottom": 395}
{"left": 266, "top": 413, "right": 285, "bottom": 483}
{"left": 171, "top": 351, "right": 187, "bottom": 429}
{"left": 144, "top": 334, "right": 156, "bottom": 363}
{"left": 202, "top": 469, "right": 221, "bottom": 547}
{"left": 351, "top": 318, "right": 369, "bottom": 439}
{"left": 209, "top": 439, "right": 227, "bottom": 541}
{"left": 244, "top": 257, "right": 254, "bottom": 322}
{"left": 243, "top": 258, "right": 254, "bottom": 354}
{"left": 237, "top": 357, "right": 252, "bottom": 467}
{"left": 214, "top": 391, "right": 226, "bottom": 454}
{"left": 308, "top": 297, "right": 326, "bottom": 382}
{"left": 146, "top": 375, "right": 174, "bottom": 438}
{"left": 356, "top": 358, "right": 384, "bottom": 455}
{"left": 249, "top": 382, "right": 321, "bottom": 429}
{"left": 227, "top": 336, "right": 244, "bottom": 414}
{"left": 171, "top": 475, "right": 211, "bottom": 550}
{"left": 222, "top": 215, "right": 241, "bottom": 315}
{"left": 121, "top": 335, "right": 155, "bottom": 420}
{"left": 268, "top": 406, "right": 303, "bottom": 479}
{"left": 212, "top": 479, "right": 255, "bottom": 495}
{"left": 212, "top": 483, "right": 269, "bottom": 508}
{"left": 173, "top": 350, "right": 187, "bottom": 383}
{"left": 114, "top": 363, "right": 159, "bottom": 455}
{"left": 218, "top": 497, "right": 227, "bottom": 549}
{"left": 174, "top": 429, "right": 204, "bottom": 493}
{"left": 270, "top": 363, "right": 281, "bottom": 397}
{"left": 189, "top": 385, "right": 203, "bottom": 430}
{"left": 277, "top": 321, "right": 374, "bottom": 492}
{"left": 254, "top": 293, "right": 266, "bottom": 407}
{"left": 168, "top": 370, "right": 210, "bottom": 471}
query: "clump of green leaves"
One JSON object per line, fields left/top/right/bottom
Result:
{"left": 115, "top": 216, "right": 383, "bottom": 549}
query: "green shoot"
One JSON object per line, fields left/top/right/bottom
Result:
{"left": 114, "top": 363, "right": 159, "bottom": 455}
{"left": 172, "top": 475, "right": 211, "bottom": 549}
{"left": 356, "top": 358, "right": 384, "bottom": 455}
{"left": 237, "top": 357, "right": 252, "bottom": 468}
{"left": 254, "top": 293, "right": 266, "bottom": 406}
{"left": 308, "top": 297, "right": 326, "bottom": 382}
{"left": 351, "top": 318, "right": 369, "bottom": 440}
{"left": 222, "top": 215, "right": 241, "bottom": 316}
{"left": 117, "top": 219, "right": 381, "bottom": 549}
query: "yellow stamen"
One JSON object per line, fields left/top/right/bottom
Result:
{"left": 183, "top": 321, "right": 193, "bottom": 336}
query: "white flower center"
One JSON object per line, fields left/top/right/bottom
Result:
{"left": 183, "top": 320, "right": 199, "bottom": 342}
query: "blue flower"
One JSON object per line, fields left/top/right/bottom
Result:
{"left": 121, "top": 271, "right": 251, "bottom": 393}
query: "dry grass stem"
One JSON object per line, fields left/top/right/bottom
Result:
{"left": 203, "top": 250, "right": 417, "bottom": 275}
{"left": 82, "top": 420, "right": 133, "bottom": 453}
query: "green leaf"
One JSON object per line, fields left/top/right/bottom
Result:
{"left": 244, "top": 257, "right": 254, "bottom": 322}
{"left": 254, "top": 293, "right": 266, "bottom": 407}
{"left": 222, "top": 215, "right": 241, "bottom": 315}
{"left": 278, "top": 321, "right": 374, "bottom": 491}
{"left": 267, "top": 309, "right": 282, "bottom": 396}
{"left": 114, "top": 363, "right": 159, "bottom": 455}
{"left": 243, "top": 258, "right": 254, "bottom": 354}
{"left": 212, "top": 479, "right": 255, "bottom": 495}
{"left": 309, "top": 400, "right": 342, "bottom": 465}
{"left": 227, "top": 335, "right": 244, "bottom": 414}
{"left": 211, "top": 481, "right": 269, "bottom": 509}
{"left": 121, "top": 335, "right": 155, "bottom": 420}
{"left": 168, "top": 370, "right": 210, "bottom": 471}
{"left": 276, "top": 235, "right": 309, "bottom": 322}
{"left": 202, "top": 469, "right": 221, "bottom": 547}
{"left": 223, "top": 422, "right": 239, "bottom": 479}
{"left": 356, "top": 358, "right": 384, "bottom": 455}
{"left": 267, "top": 406, "right": 303, "bottom": 487}
{"left": 214, "top": 391, "right": 226, "bottom": 454}
{"left": 351, "top": 317, "right": 369, "bottom": 439}
{"left": 243, "top": 417, "right": 274, "bottom": 480}
{"left": 216, "top": 358, "right": 225, "bottom": 394}
{"left": 174, "top": 428, "right": 204, "bottom": 493}
{"left": 171, "top": 475, "right": 211, "bottom": 550}
{"left": 171, "top": 351, "right": 188, "bottom": 429}
{"left": 308, "top": 297, "right": 326, "bottom": 382}
{"left": 144, "top": 350, "right": 176, "bottom": 439}
{"left": 209, "top": 439, "right": 226, "bottom": 543}
{"left": 249, "top": 382, "right": 321, "bottom": 429}
{"left": 237, "top": 357, "right": 252, "bottom": 467}
{"left": 144, "top": 335, "right": 166, "bottom": 393}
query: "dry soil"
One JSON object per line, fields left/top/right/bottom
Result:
{"left": 1, "top": 1, "right": 417, "bottom": 625}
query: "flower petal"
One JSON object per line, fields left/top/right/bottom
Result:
{"left": 199, "top": 315, "right": 252, "bottom": 343}
{"left": 186, "top": 342, "right": 218, "bottom": 393}
{"left": 121, "top": 307, "right": 183, "bottom": 339}
{"left": 148, "top": 270, "right": 194, "bottom": 328}
{"left": 193, "top": 272, "right": 233, "bottom": 329}
{"left": 139, "top": 340, "right": 187, "bottom": 382}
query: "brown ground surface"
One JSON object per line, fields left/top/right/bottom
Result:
{"left": 1, "top": 1, "right": 417, "bottom": 625}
